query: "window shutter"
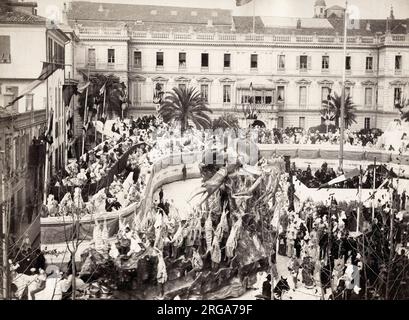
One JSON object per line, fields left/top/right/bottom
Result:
{"left": 296, "top": 56, "right": 300, "bottom": 70}
{"left": 277, "top": 55, "right": 279, "bottom": 70}
{"left": 307, "top": 56, "right": 312, "bottom": 70}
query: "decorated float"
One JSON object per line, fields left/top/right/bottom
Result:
{"left": 60, "top": 137, "right": 291, "bottom": 300}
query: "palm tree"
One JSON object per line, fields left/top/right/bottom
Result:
{"left": 321, "top": 91, "right": 357, "bottom": 128}
{"left": 78, "top": 73, "right": 128, "bottom": 121}
{"left": 212, "top": 113, "right": 240, "bottom": 130}
{"left": 159, "top": 86, "right": 213, "bottom": 134}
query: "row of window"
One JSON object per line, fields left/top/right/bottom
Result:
{"left": 301, "top": 86, "right": 402, "bottom": 107}
{"left": 146, "top": 82, "right": 402, "bottom": 107}
{"left": 93, "top": 48, "right": 404, "bottom": 72}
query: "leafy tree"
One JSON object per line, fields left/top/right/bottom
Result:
{"left": 158, "top": 86, "right": 213, "bottom": 134}
{"left": 320, "top": 91, "right": 357, "bottom": 128}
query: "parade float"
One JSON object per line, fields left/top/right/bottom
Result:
{"left": 66, "top": 138, "right": 289, "bottom": 300}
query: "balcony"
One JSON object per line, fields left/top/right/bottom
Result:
{"left": 178, "top": 63, "right": 187, "bottom": 71}
{"left": 76, "top": 26, "right": 409, "bottom": 47}
{"left": 80, "top": 62, "right": 127, "bottom": 71}
{"left": 235, "top": 103, "right": 277, "bottom": 113}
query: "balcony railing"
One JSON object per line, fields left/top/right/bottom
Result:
{"left": 296, "top": 36, "right": 313, "bottom": 42}
{"left": 318, "top": 36, "right": 335, "bottom": 43}
{"left": 235, "top": 103, "right": 277, "bottom": 113}
{"left": 76, "top": 26, "right": 409, "bottom": 46}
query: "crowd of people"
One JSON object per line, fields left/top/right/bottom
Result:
{"left": 33, "top": 113, "right": 409, "bottom": 300}
{"left": 254, "top": 127, "right": 382, "bottom": 148}
{"left": 295, "top": 162, "right": 393, "bottom": 189}
{"left": 272, "top": 181, "right": 409, "bottom": 300}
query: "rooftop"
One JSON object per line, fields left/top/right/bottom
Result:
{"left": 0, "top": 5, "right": 45, "bottom": 24}
{"left": 68, "top": 1, "right": 232, "bottom": 25}
{"left": 68, "top": 2, "right": 409, "bottom": 38}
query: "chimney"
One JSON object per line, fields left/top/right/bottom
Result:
{"left": 366, "top": 21, "right": 371, "bottom": 31}
{"left": 296, "top": 18, "right": 302, "bottom": 29}
{"left": 386, "top": 17, "right": 390, "bottom": 33}
{"left": 207, "top": 19, "right": 213, "bottom": 27}
{"left": 230, "top": 17, "right": 236, "bottom": 32}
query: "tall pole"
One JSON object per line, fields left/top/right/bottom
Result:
{"left": 81, "top": 67, "right": 90, "bottom": 156}
{"left": 1, "top": 152, "right": 9, "bottom": 300}
{"left": 357, "top": 165, "right": 362, "bottom": 233}
{"left": 385, "top": 191, "right": 395, "bottom": 300}
{"left": 252, "top": 0, "right": 256, "bottom": 34}
{"left": 66, "top": 73, "right": 71, "bottom": 165}
{"left": 339, "top": 1, "right": 348, "bottom": 170}
{"left": 372, "top": 158, "right": 376, "bottom": 221}
{"left": 43, "top": 111, "right": 50, "bottom": 206}
{"left": 102, "top": 85, "right": 106, "bottom": 143}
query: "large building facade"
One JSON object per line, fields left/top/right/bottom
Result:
{"left": 0, "top": 0, "right": 69, "bottom": 244}
{"left": 64, "top": 1, "right": 409, "bottom": 131}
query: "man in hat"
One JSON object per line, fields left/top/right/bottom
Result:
{"left": 261, "top": 274, "right": 272, "bottom": 300}
{"left": 159, "top": 187, "right": 164, "bottom": 204}
{"left": 182, "top": 164, "right": 187, "bottom": 181}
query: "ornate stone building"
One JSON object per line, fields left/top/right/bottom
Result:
{"left": 65, "top": 1, "right": 409, "bottom": 131}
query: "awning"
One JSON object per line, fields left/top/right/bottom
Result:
{"left": 236, "top": 83, "right": 275, "bottom": 90}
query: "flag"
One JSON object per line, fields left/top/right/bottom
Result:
{"left": 43, "top": 109, "right": 54, "bottom": 145}
{"left": 236, "top": 0, "right": 253, "bottom": 6}
{"left": 249, "top": 82, "right": 254, "bottom": 105}
{"left": 361, "top": 168, "right": 369, "bottom": 184}
{"left": 363, "top": 177, "right": 390, "bottom": 203}
{"left": 77, "top": 81, "right": 90, "bottom": 94}
{"left": 99, "top": 81, "right": 107, "bottom": 96}
{"left": 6, "top": 62, "right": 62, "bottom": 108}
{"left": 318, "top": 168, "right": 360, "bottom": 190}
{"left": 62, "top": 84, "right": 78, "bottom": 107}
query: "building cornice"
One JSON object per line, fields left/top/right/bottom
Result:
{"left": 295, "top": 78, "right": 312, "bottom": 85}
{"left": 317, "top": 79, "right": 334, "bottom": 86}
{"left": 361, "top": 80, "right": 377, "bottom": 86}
{"left": 389, "top": 79, "right": 407, "bottom": 86}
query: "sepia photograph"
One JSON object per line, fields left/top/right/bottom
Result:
{"left": 0, "top": 0, "right": 409, "bottom": 304}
